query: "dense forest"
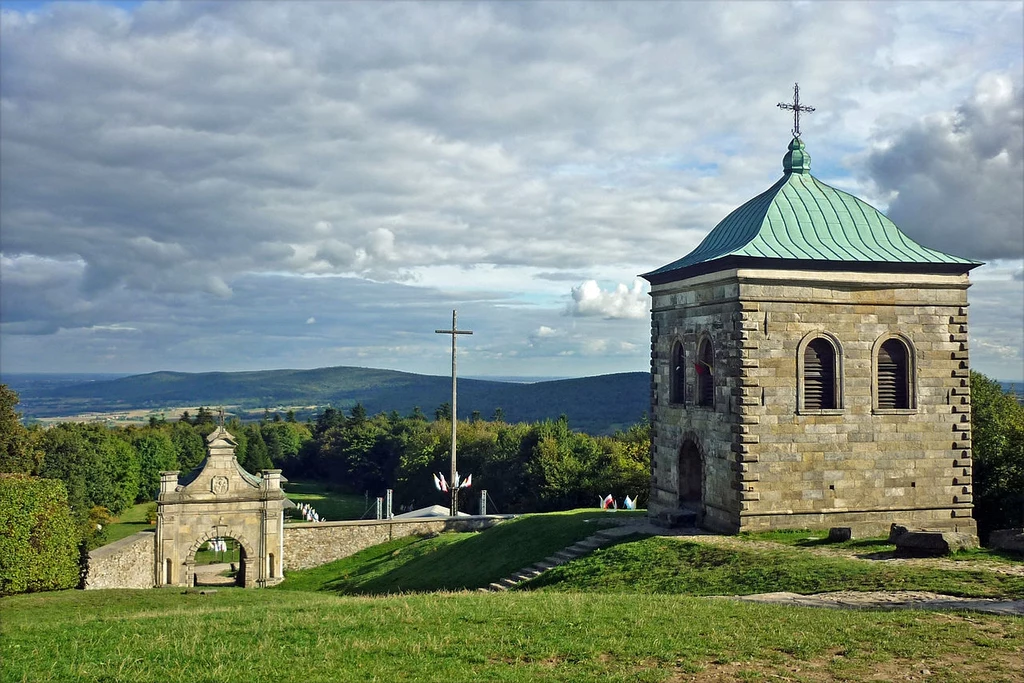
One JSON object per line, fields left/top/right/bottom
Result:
{"left": 0, "top": 387, "right": 649, "bottom": 549}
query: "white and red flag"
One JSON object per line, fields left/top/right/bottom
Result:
{"left": 602, "top": 494, "right": 615, "bottom": 510}
{"left": 439, "top": 473, "right": 449, "bottom": 493}
{"left": 463, "top": 474, "right": 472, "bottom": 489}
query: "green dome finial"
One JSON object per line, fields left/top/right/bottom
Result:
{"left": 783, "top": 137, "right": 811, "bottom": 174}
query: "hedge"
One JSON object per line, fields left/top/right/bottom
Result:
{"left": 0, "top": 474, "right": 80, "bottom": 595}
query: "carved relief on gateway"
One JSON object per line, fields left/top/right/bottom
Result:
{"left": 211, "top": 476, "right": 229, "bottom": 495}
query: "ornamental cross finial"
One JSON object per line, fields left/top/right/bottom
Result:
{"left": 777, "top": 82, "right": 815, "bottom": 138}
{"left": 218, "top": 407, "right": 225, "bottom": 427}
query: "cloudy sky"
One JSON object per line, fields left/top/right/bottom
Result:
{"left": 1, "top": 1, "right": 1022, "bottom": 381}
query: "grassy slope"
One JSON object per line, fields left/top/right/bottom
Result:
{"left": 526, "top": 536, "right": 1024, "bottom": 599}
{"left": 276, "top": 510, "right": 643, "bottom": 593}
{"left": 96, "top": 502, "right": 154, "bottom": 547}
{"left": 282, "top": 481, "right": 367, "bottom": 521}
{"left": 2, "top": 589, "right": 1022, "bottom": 683}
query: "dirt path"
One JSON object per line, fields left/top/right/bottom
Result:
{"left": 726, "top": 590, "right": 1024, "bottom": 615}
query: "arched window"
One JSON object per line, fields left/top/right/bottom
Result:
{"left": 696, "top": 338, "right": 714, "bottom": 408}
{"left": 803, "top": 338, "right": 837, "bottom": 410}
{"left": 670, "top": 340, "right": 685, "bottom": 404}
{"left": 877, "top": 338, "right": 911, "bottom": 409}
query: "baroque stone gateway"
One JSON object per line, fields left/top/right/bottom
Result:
{"left": 155, "top": 426, "right": 290, "bottom": 587}
{"left": 642, "top": 134, "right": 981, "bottom": 538}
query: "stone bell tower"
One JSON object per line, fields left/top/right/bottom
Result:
{"left": 642, "top": 124, "right": 981, "bottom": 537}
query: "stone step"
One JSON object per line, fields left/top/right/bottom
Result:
{"left": 499, "top": 577, "right": 519, "bottom": 588}
{"left": 513, "top": 569, "right": 542, "bottom": 581}
{"left": 487, "top": 582, "right": 507, "bottom": 592}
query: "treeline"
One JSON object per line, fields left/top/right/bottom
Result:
{"left": 0, "top": 385, "right": 649, "bottom": 531}
{"left": 295, "top": 405, "right": 650, "bottom": 514}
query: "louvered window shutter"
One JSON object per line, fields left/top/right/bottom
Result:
{"left": 698, "top": 341, "right": 714, "bottom": 407}
{"left": 878, "top": 340, "right": 909, "bottom": 409}
{"left": 671, "top": 342, "right": 685, "bottom": 404}
{"left": 803, "top": 339, "right": 836, "bottom": 410}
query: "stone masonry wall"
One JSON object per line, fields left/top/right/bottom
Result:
{"left": 734, "top": 270, "right": 974, "bottom": 536}
{"left": 283, "top": 515, "right": 510, "bottom": 570}
{"left": 650, "top": 277, "right": 744, "bottom": 532}
{"left": 649, "top": 268, "right": 975, "bottom": 537}
{"left": 85, "top": 531, "right": 155, "bottom": 589}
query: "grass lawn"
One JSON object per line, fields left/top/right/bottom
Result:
{"left": 95, "top": 502, "right": 155, "bottom": 547}
{"left": 282, "top": 480, "right": 367, "bottom": 521}
{"left": 738, "top": 529, "right": 1024, "bottom": 563}
{"left": 2, "top": 588, "right": 1022, "bottom": 682}
{"left": 526, "top": 536, "right": 1024, "bottom": 599}
{"left": 276, "top": 509, "right": 643, "bottom": 593}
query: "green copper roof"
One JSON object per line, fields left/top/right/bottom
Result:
{"left": 644, "top": 137, "right": 980, "bottom": 282}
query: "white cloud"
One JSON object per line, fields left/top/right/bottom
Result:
{"left": 305, "top": 317, "right": 316, "bottom": 325}
{"left": 0, "top": 1, "right": 1020, "bottom": 380}
{"left": 864, "top": 73, "right": 1024, "bottom": 260}
{"left": 565, "top": 280, "right": 649, "bottom": 319}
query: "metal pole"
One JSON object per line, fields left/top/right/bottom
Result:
{"left": 435, "top": 310, "right": 472, "bottom": 517}
{"left": 480, "top": 489, "right": 487, "bottom": 516}
{"left": 386, "top": 489, "right": 393, "bottom": 520}
{"left": 450, "top": 310, "right": 458, "bottom": 517}
{"left": 375, "top": 497, "right": 382, "bottom": 520}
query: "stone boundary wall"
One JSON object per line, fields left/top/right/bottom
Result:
{"left": 283, "top": 515, "right": 512, "bottom": 570}
{"left": 85, "top": 531, "right": 156, "bottom": 589}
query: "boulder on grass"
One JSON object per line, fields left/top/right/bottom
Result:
{"left": 827, "top": 527, "right": 852, "bottom": 543}
{"left": 888, "top": 524, "right": 909, "bottom": 543}
{"left": 893, "top": 527, "right": 978, "bottom": 556}
{"left": 988, "top": 528, "right": 1024, "bottom": 553}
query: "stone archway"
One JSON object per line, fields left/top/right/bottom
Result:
{"left": 155, "top": 426, "right": 292, "bottom": 588}
{"left": 678, "top": 437, "right": 703, "bottom": 508}
{"left": 184, "top": 529, "right": 257, "bottom": 588}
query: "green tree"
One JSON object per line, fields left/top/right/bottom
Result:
{"left": 0, "top": 385, "right": 37, "bottom": 474}
{"left": 971, "top": 372, "right": 1024, "bottom": 538}
{"left": 170, "top": 422, "right": 205, "bottom": 471}
{"left": 0, "top": 475, "right": 80, "bottom": 595}
{"left": 92, "top": 430, "right": 140, "bottom": 515}
{"left": 36, "top": 424, "right": 94, "bottom": 522}
{"left": 193, "top": 407, "right": 216, "bottom": 430}
{"left": 133, "top": 430, "right": 178, "bottom": 501}
{"left": 241, "top": 424, "right": 271, "bottom": 473}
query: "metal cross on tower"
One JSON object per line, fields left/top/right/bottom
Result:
{"left": 777, "top": 82, "right": 815, "bottom": 138}
{"left": 435, "top": 310, "right": 473, "bottom": 516}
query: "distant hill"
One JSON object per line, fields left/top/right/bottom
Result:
{"left": 8, "top": 367, "right": 649, "bottom": 435}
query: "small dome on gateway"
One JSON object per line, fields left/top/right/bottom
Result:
{"left": 643, "top": 136, "right": 980, "bottom": 285}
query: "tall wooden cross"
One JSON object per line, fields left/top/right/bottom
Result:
{"left": 777, "top": 82, "right": 815, "bottom": 138}
{"left": 435, "top": 310, "right": 473, "bottom": 516}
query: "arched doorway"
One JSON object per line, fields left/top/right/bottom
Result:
{"left": 184, "top": 530, "right": 256, "bottom": 588}
{"left": 190, "top": 537, "right": 246, "bottom": 587}
{"left": 678, "top": 439, "right": 702, "bottom": 507}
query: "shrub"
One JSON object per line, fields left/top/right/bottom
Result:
{"left": 0, "top": 474, "right": 80, "bottom": 595}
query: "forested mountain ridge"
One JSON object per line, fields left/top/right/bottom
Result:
{"left": 9, "top": 367, "right": 649, "bottom": 435}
